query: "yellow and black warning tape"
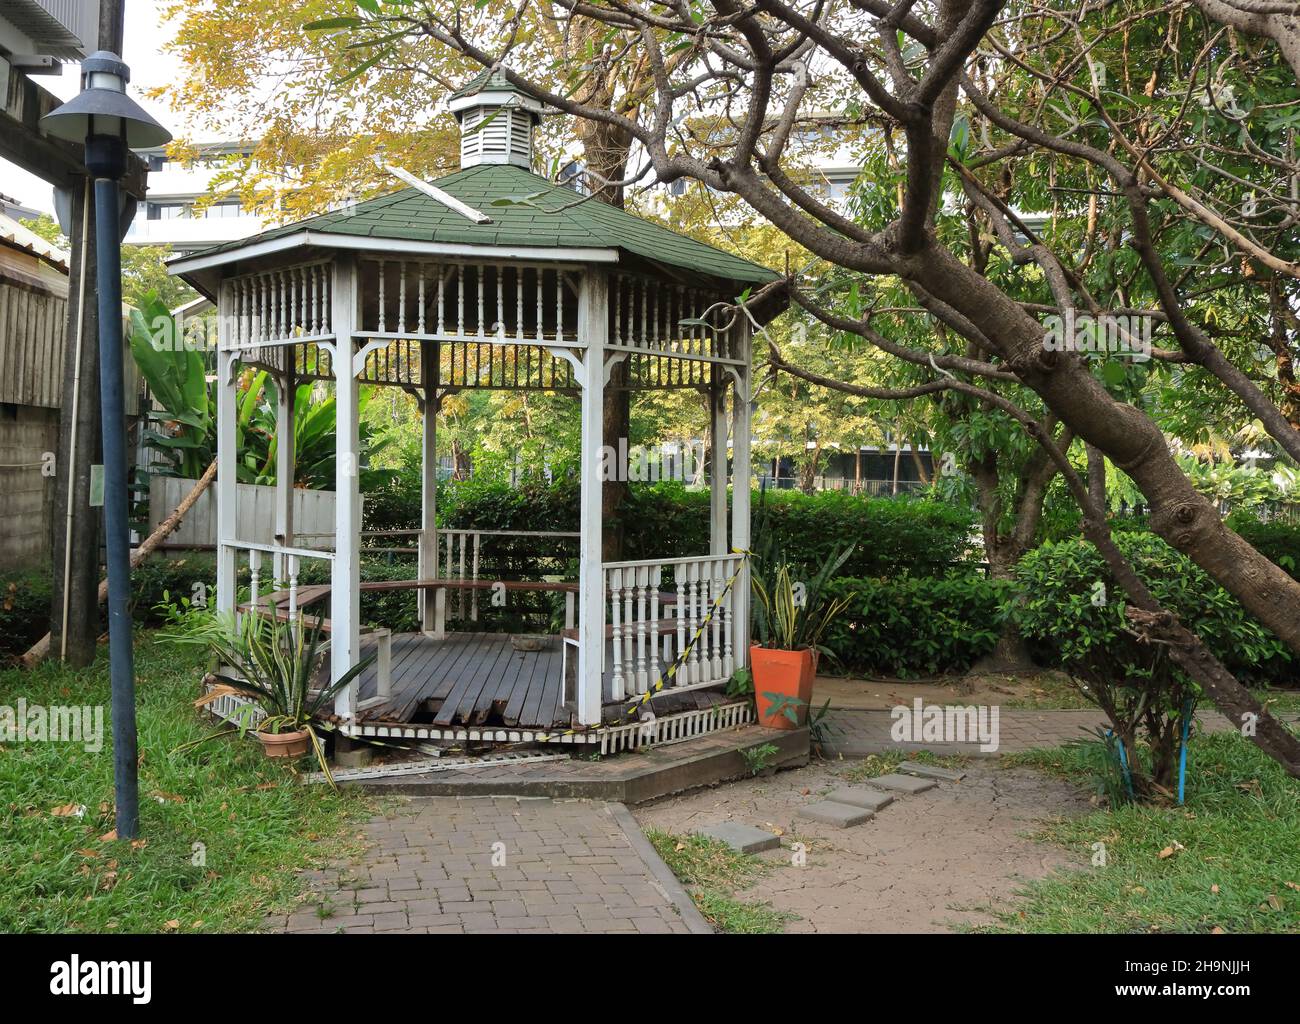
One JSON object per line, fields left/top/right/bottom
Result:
{"left": 535, "top": 548, "right": 752, "bottom": 742}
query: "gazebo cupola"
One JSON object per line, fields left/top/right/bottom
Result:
{"left": 448, "top": 68, "right": 546, "bottom": 170}
{"left": 168, "top": 70, "right": 785, "bottom": 751}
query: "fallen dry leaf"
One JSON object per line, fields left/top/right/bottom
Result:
{"left": 1211, "top": 926, "right": 1225, "bottom": 934}
{"left": 99, "top": 829, "right": 117, "bottom": 843}
{"left": 51, "top": 803, "right": 85, "bottom": 818}
{"left": 163, "top": 920, "right": 180, "bottom": 931}
{"left": 1211, "top": 884, "right": 1220, "bottom": 895}
{"left": 130, "top": 839, "right": 147, "bottom": 851}
{"left": 1285, "top": 881, "right": 1299, "bottom": 892}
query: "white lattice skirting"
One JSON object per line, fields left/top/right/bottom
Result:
{"left": 598, "top": 701, "right": 753, "bottom": 755}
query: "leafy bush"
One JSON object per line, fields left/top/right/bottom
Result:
{"left": 0, "top": 570, "right": 55, "bottom": 658}
{"left": 1227, "top": 516, "right": 1300, "bottom": 580}
{"left": 818, "top": 574, "right": 1014, "bottom": 676}
{"left": 1016, "top": 533, "right": 1291, "bottom": 687}
{"left": 1014, "top": 533, "right": 1291, "bottom": 795}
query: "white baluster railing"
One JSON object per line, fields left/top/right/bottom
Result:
{"left": 603, "top": 553, "right": 742, "bottom": 700}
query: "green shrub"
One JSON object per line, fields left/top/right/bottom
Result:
{"left": 0, "top": 569, "right": 54, "bottom": 658}
{"left": 747, "top": 488, "right": 977, "bottom": 578}
{"left": 1227, "top": 516, "right": 1300, "bottom": 580}
{"left": 818, "top": 574, "right": 1014, "bottom": 676}
{"left": 1014, "top": 533, "right": 1291, "bottom": 795}
{"left": 1016, "top": 533, "right": 1291, "bottom": 687}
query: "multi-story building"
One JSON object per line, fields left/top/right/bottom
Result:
{"left": 124, "top": 141, "right": 267, "bottom": 252}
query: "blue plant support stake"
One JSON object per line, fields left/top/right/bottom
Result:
{"left": 1178, "top": 697, "right": 1194, "bottom": 805}
{"left": 1107, "top": 729, "right": 1135, "bottom": 800}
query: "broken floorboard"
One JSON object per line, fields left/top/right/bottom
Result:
{"left": 333, "top": 630, "right": 736, "bottom": 732}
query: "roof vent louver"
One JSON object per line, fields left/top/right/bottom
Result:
{"left": 448, "top": 68, "right": 546, "bottom": 170}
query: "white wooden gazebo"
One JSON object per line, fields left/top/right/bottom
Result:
{"left": 169, "top": 71, "right": 784, "bottom": 750}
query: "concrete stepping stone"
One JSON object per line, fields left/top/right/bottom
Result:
{"left": 694, "top": 822, "right": 781, "bottom": 854}
{"left": 799, "top": 801, "right": 874, "bottom": 828}
{"left": 898, "top": 761, "right": 966, "bottom": 782}
{"left": 823, "top": 787, "right": 895, "bottom": 812}
{"left": 865, "top": 773, "right": 937, "bottom": 794}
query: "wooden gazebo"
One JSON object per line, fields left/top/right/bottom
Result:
{"left": 169, "top": 72, "right": 783, "bottom": 751}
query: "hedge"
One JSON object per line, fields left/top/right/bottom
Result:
{"left": 818, "top": 574, "right": 1014, "bottom": 677}
{"left": 425, "top": 478, "right": 978, "bottom": 579}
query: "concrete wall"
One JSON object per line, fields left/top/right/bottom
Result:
{"left": 0, "top": 404, "right": 59, "bottom": 570}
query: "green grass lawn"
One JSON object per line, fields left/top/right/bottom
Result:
{"left": 645, "top": 830, "right": 795, "bottom": 934}
{"left": 0, "top": 630, "right": 369, "bottom": 933}
{"left": 997, "top": 733, "right": 1300, "bottom": 933}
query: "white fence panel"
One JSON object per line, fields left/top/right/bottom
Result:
{"left": 148, "top": 475, "right": 336, "bottom": 549}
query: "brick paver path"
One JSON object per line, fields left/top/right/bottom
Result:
{"left": 819, "top": 707, "right": 1299, "bottom": 758}
{"left": 266, "top": 796, "right": 709, "bottom": 934}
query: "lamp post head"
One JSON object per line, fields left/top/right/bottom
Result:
{"left": 40, "top": 51, "right": 172, "bottom": 180}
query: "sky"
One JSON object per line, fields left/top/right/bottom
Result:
{"left": 1, "top": 0, "right": 184, "bottom": 215}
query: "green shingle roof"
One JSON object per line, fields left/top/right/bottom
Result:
{"left": 450, "top": 68, "right": 524, "bottom": 100}
{"left": 182, "top": 163, "right": 779, "bottom": 288}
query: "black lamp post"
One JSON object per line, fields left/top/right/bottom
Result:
{"left": 42, "top": 52, "right": 171, "bottom": 840}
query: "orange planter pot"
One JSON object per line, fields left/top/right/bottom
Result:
{"left": 750, "top": 646, "right": 815, "bottom": 730}
{"left": 255, "top": 729, "right": 311, "bottom": 758}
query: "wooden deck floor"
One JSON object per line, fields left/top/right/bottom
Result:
{"left": 337, "top": 631, "right": 730, "bottom": 730}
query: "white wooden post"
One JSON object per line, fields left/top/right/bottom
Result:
{"left": 274, "top": 362, "right": 295, "bottom": 550}
{"left": 418, "top": 339, "right": 438, "bottom": 630}
{"left": 331, "top": 255, "right": 361, "bottom": 720}
{"left": 710, "top": 371, "right": 728, "bottom": 556}
{"left": 731, "top": 322, "right": 753, "bottom": 666}
{"left": 577, "top": 269, "right": 608, "bottom": 726}
{"left": 215, "top": 280, "right": 237, "bottom": 618}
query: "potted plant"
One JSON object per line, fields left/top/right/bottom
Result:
{"left": 750, "top": 550, "right": 853, "bottom": 730}
{"left": 165, "top": 608, "right": 372, "bottom": 778}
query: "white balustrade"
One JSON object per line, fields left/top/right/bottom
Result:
{"left": 603, "top": 553, "right": 742, "bottom": 700}
{"left": 229, "top": 262, "right": 332, "bottom": 349}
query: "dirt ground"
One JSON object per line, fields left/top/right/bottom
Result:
{"left": 811, "top": 670, "right": 1090, "bottom": 710}
{"left": 634, "top": 759, "right": 1093, "bottom": 933}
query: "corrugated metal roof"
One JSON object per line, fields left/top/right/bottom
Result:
{"left": 0, "top": 0, "right": 92, "bottom": 59}
{"left": 0, "top": 213, "right": 70, "bottom": 273}
{"left": 178, "top": 163, "right": 779, "bottom": 288}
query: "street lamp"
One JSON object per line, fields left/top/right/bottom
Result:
{"left": 42, "top": 52, "right": 171, "bottom": 840}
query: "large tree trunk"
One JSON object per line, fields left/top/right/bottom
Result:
{"left": 912, "top": 244, "right": 1300, "bottom": 657}
{"left": 602, "top": 360, "right": 630, "bottom": 560}
{"left": 910, "top": 246, "right": 1300, "bottom": 765}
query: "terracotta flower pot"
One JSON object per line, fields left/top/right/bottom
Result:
{"left": 255, "top": 728, "right": 311, "bottom": 758}
{"left": 750, "top": 645, "right": 815, "bottom": 730}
